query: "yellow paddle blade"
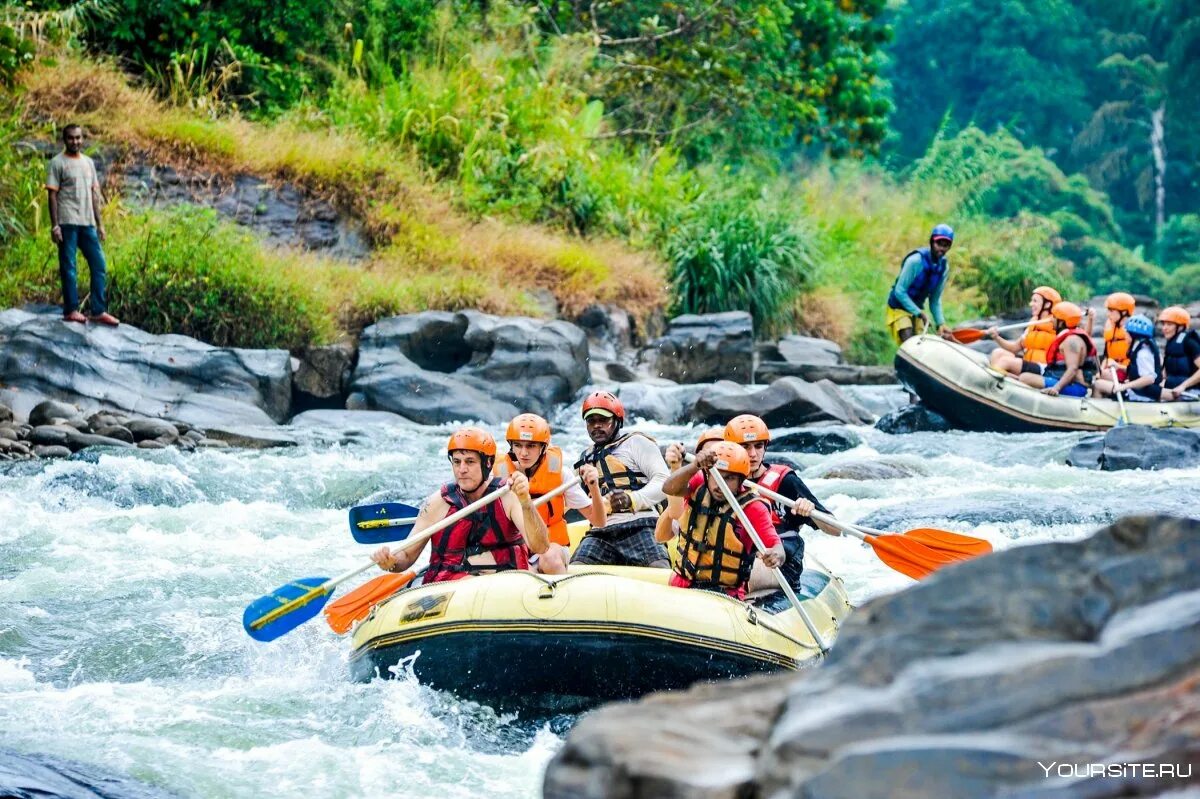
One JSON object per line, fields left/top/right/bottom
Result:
{"left": 323, "top": 572, "right": 415, "bottom": 634}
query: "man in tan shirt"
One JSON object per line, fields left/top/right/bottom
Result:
{"left": 46, "top": 124, "right": 119, "bottom": 326}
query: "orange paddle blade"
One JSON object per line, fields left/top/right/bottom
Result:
{"left": 951, "top": 328, "right": 985, "bottom": 344}
{"left": 903, "top": 528, "right": 993, "bottom": 557}
{"left": 323, "top": 572, "right": 415, "bottom": 634}
{"left": 867, "top": 534, "right": 971, "bottom": 580}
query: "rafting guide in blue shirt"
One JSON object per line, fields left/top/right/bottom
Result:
{"left": 886, "top": 224, "right": 957, "bottom": 345}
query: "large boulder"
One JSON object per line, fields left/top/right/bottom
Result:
{"left": 690, "top": 377, "right": 872, "bottom": 427}
{"left": 771, "top": 428, "right": 862, "bottom": 454}
{"left": 755, "top": 361, "right": 897, "bottom": 385}
{"left": 0, "top": 746, "right": 178, "bottom": 799}
{"left": 293, "top": 341, "right": 355, "bottom": 403}
{"left": 777, "top": 334, "right": 842, "bottom": 365}
{"left": 544, "top": 515, "right": 1200, "bottom": 799}
{"left": 875, "top": 403, "right": 952, "bottom": 434}
{"left": 644, "top": 312, "right": 753, "bottom": 384}
{"left": 613, "top": 382, "right": 709, "bottom": 424}
{"left": 347, "top": 311, "right": 589, "bottom": 425}
{"left": 575, "top": 304, "right": 635, "bottom": 362}
{"left": 0, "top": 307, "right": 291, "bottom": 427}
{"left": 1067, "top": 425, "right": 1200, "bottom": 471}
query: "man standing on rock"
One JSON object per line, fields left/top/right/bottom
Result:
{"left": 886, "top": 223, "right": 955, "bottom": 345}
{"left": 46, "top": 124, "right": 119, "bottom": 326}
{"left": 572, "top": 391, "right": 671, "bottom": 568}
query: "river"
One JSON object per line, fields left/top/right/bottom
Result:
{"left": 2, "top": 393, "right": 1197, "bottom": 798}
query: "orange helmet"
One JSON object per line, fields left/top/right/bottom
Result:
{"left": 1033, "top": 286, "right": 1062, "bottom": 306}
{"left": 581, "top": 390, "right": 625, "bottom": 421}
{"left": 694, "top": 428, "right": 726, "bottom": 453}
{"left": 1051, "top": 301, "right": 1084, "bottom": 329}
{"left": 708, "top": 441, "right": 751, "bottom": 478}
{"left": 1160, "top": 306, "right": 1191, "bottom": 327}
{"left": 447, "top": 427, "right": 497, "bottom": 458}
{"left": 724, "top": 414, "right": 770, "bottom": 444}
{"left": 1106, "top": 292, "right": 1136, "bottom": 314}
{"left": 506, "top": 413, "right": 551, "bottom": 444}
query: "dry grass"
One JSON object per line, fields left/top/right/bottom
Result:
{"left": 18, "top": 57, "right": 666, "bottom": 330}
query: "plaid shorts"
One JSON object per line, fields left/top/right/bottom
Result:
{"left": 571, "top": 518, "right": 669, "bottom": 568}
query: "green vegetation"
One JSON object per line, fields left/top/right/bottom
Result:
{"left": 0, "top": 0, "right": 1195, "bottom": 364}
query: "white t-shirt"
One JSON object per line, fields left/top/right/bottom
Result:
{"left": 577, "top": 432, "right": 668, "bottom": 526}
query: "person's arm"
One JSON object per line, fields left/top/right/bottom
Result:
{"left": 989, "top": 330, "right": 1022, "bottom": 353}
{"left": 742, "top": 500, "right": 784, "bottom": 567}
{"left": 91, "top": 162, "right": 105, "bottom": 241}
{"left": 929, "top": 268, "right": 949, "bottom": 330}
{"left": 371, "top": 492, "right": 442, "bottom": 572}
{"left": 1044, "top": 338, "right": 1084, "bottom": 394}
{"left": 46, "top": 160, "right": 62, "bottom": 243}
{"left": 664, "top": 450, "right": 713, "bottom": 497}
{"left": 505, "top": 473, "right": 549, "bottom": 555}
{"left": 566, "top": 479, "right": 607, "bottom": 528}
{"left": 892, "top": 255, "right": 925, "bottom": 316}
{"left": 654, "top": 495, "right": 686, "bottom": 542}
{"left": 779, "top": 473, "right": 840, "bottom": 537}
{"left": 626, "top": 435, "right": 669, "bottom": 510}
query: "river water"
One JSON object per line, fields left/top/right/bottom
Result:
{"left": 2, "top": 394, "right": 1197, "bottom": 798}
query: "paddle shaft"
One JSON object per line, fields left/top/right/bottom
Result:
{"left": 1111, "top": 365, "right": 1130, "bottom": 424}
{"left": 710, "top": 470, "right": 829, "bottom": 653}
{"left": 357, "top": 515, "right": 419, "bottom": 531}
{"left": 748, "top": 478, "right": 920, "bottom": 548}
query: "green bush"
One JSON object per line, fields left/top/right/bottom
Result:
{"left": 1166, "top": 264, "right": 1200, "bottom": 303}
{"left": 0, "top": 107, "right": 44, "bottom": 243}
{"left": 666, "top": 194, "right": 811, "bottom": 334}
{"left": 1058, "top": 236, "right": 1169, "bottom": 298}
{"left": 1160, "top": 214, "right": 1200, "bottom": 270}
{"left": 0, "top": 24, "right": 34, "bottom": 88}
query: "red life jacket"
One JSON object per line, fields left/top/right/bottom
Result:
{"left": 1046, "top": 326, "right": 1094, "bottom": 369}
{"left": 754, "top": 463, "right": 792, "bottom": 526}
{"left": 425, "top": 477, "right": 529, "bottom": 584}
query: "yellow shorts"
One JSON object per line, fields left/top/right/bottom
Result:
{"left": 886, "top": 306, "right": 926, "bottom": 345}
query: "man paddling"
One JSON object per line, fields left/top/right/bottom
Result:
{"left": 886, "top": 224, "right": 957, "bottom": 344}
{"left": 494, "top": 413, "right": 606, "bottom": 573}
{"left": 1018, "top": 302, "right": 1097, "bottom": 397}
{"left": 723, "top": 414, "right": 842, "bottom": 592}
{"left": 571, "top": 391, "right": 671, "bottom": 568}
{"left": 371, "top": 427, "right": 549, "bottom": 583}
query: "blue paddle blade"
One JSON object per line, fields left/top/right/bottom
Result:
{"left": 348, "top": 502, "right": 420, "bottom": 544}
{"left": 243, "top": 576, "right": 332, "bottom": 642}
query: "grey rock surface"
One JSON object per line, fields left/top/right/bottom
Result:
{"left": 755, "top": 361, "right": 897, "bottom": 385}
{"left": 1067, "top": 425, "right": 1200, "bottom": 471}
{"left": 875, "top": 404, "right": 952, "bottom": 434}
{"left": 646, "top": 312, "right": 754, "bottom": 384}
{"left": 294, "top": 342, "right": 356, "bottom": 401}
{"left": 770, "top": 428, "right": 862, "bottom": 455}
{"left": 691, "top": 377, "right": 872, "bottom": 427}
{"left": 777, "top": 334, "right": 842, "bottom": 365}
{"left": 0, "top": 745, "right": 181, "bottom": 799}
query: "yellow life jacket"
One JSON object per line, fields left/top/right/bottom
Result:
{"left": 1022, "top": 318, "right": 1056, "bottom": 365}
{"left": 495, "top": 445, "right": 569, "bottom": 546}
{"left": 573, "top": 432, "right": 656, "bottom": 496}
{"left": 1103, "top": 321, "right": 1132, "bottom": 368}
{"left": 674, "top": 482, "right": 767, "bottom": 589}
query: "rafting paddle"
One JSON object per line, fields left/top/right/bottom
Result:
{"left": 348, "top": 502, "right": 422, "bottom": 544}
{"left": 846, "top": 519, "right": 993, "bottom": 558}
{"left": 322, "top": 476, "right": 583, "bottom": 635}
{"left": 951, "top": 320, "right": 1031, "bottom": 345}
{"left": 243, "top": 483, "right": 512, "bottom": 642}
{"left": 1111, "top": 365, "right": 1130, "bottom": 427}
{"left": 745, "top": 480, "right": 983, "bottom": 580}
{"left": 709, "top": 469, "right": 830, "bottom": 654}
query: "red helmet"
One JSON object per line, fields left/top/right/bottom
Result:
{"left": 724, "top": 414, "right": 770, "bottom": 444}
{"left": 581, "top": 390, "right": 625, "bottom": 421}
{"left": 506, "top": 413, "right": 551, "bottom": 444}
{"left": 446, "top": 427, "right": 497, "bottom": 458}
{"left": 708, "top": 441, "right": 752, "bottom": 478}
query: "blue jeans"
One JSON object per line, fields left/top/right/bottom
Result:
{"left": 57, "top": 224, "right": 108, "bottom": 315}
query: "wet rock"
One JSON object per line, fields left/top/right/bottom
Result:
{"left": 777, "top": 334, "right": 842, "bottom": 365}
{"left": 875, "top": 403, "right": 952, "bottom": 434}
{"left": 348, "top": 311, "right": 589, "bottom": 425}
{"left": 1067, "top": 425, "right": 1200, "bottom": 471}
{"left": 544, "top": 515, "right": 1200, "bottom": 799}
{"left": 771, "top": 428, "right": 861, "bottom": 454}
{"left": 86, "top": 411, "right": 126, "bottom": 433}
{"left": 196, "top": 438, "right": 230, "bottom": 449}
{"left": 127, "top": 417, "right": 181, "bottom": 442}
{"left": 575, "top": 304, "right": 635, "bottom": 361}
{"left": 0, "top": 745, "right": 180, "bottom": 799}
{"left": 613, "top": 382, "right": 708, "bottom": 424}
{"left": 137, "top": 439, "right": 167, "bottom": 449}
{"left": 183, "top": 429, "right": 205, "bottom": 442}
{"left": 64, "top": 430, "right": 137, "bottom": 451}
{"left": 0, "top": 425, "right": 18, "bottom": 441}
{"left": 30, "top": 425, "right": 71, "bottom": 446}
{"left": 0, "top": 402, "right": 11, "bottom": 423}
{"left": 204, "top": 425, "right": 298, "bottom": 449}
{"left": 93, "top": 425, "right": 135, "bottom": 443}
{"left": 294, "top": 341, "right": 355, "bottom": 402}
{"left": 29, "top": 398, "right": 79, "bottom": 427}
{"left": 644, "top": 312, "right": 753, "bottom": 384}
{"left": 0, "top": 307, "right": 292, "bottom": 428}
{"left": 690, "top": 377, "right": 872, "bottom": 427}
{"left": 755, "top": 361, "right": 897, "bottom": 385}
{"left": 33, "top": 445, "right": 71, "bottom": 458}
{"left": 814, "top": 458, "right": 925, "bottom": 480}
{"left": 604, "top": 362, "right": 639, "bottom": 383}
{"left": 288, "top": 408, "right": 413, "bottom": 429}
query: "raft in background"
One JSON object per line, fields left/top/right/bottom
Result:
{"left": 895, "top": 334, "right": 1200, "bottom": 433}
{"left": 348, "top": 562, "right": 850, "bottom": 715}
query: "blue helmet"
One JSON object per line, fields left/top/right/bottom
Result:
{"left": 1125, "top": 314, "right": 1155, "bottom": 339}
{"left": 930, "top": 223, "right": 955, "bottom": 242}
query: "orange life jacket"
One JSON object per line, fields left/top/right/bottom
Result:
{"left": 1022, "top": 318, "right": 1056, "bottom": 365}
{"left": 1044, "top": 328, "right": 1098, "bottom": 384}
{"left": 425, "top": 478, "right": 528, "bottom": 584}
{"left": 1103, "top": 321, "right": 1132, "bottom": 368}
{"left": 675, "top": 481, "right": 768, "bottom": 590}
{"left": 495, "top": 445, "right": 569, "bottom": 546}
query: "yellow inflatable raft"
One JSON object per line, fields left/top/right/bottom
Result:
{"left": 348, "top": 544, "right": 850, "bottom": 714}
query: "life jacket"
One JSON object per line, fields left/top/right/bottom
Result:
{"left": 1044, "top": 328, "right": 1098, "bottom": 384}
{"left": 675, "top": 481, "right": 768, "bottom": 590}
{"left": 1125, "top": 336, "right": 1162, "bottom": 401}
{"left": 888, "top": 248, "right": 947, "bottom": 311}
{"left": 1163, "top": 330, "right": 1200, "bottom": 388}
{"left": 495, "top": 445, "right": 569, "bottom": 546}
{"left": 425, "top": 477, "right": 528, "bottom": 584}
{"left": 1103, "top": 322, "right": 1132, "bottom": 368}
{"left": 754, "top": 463, "right": 793, "bottom": 527}
{"left": 1022, "top": 318, "right": 1056, "bottom": 365}
{"left": 573, "top": 432, "right": 655, "bottom": 496}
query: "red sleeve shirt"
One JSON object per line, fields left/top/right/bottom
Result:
{"left": 684, "top": 472, "right": 780, "bottom": 549}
